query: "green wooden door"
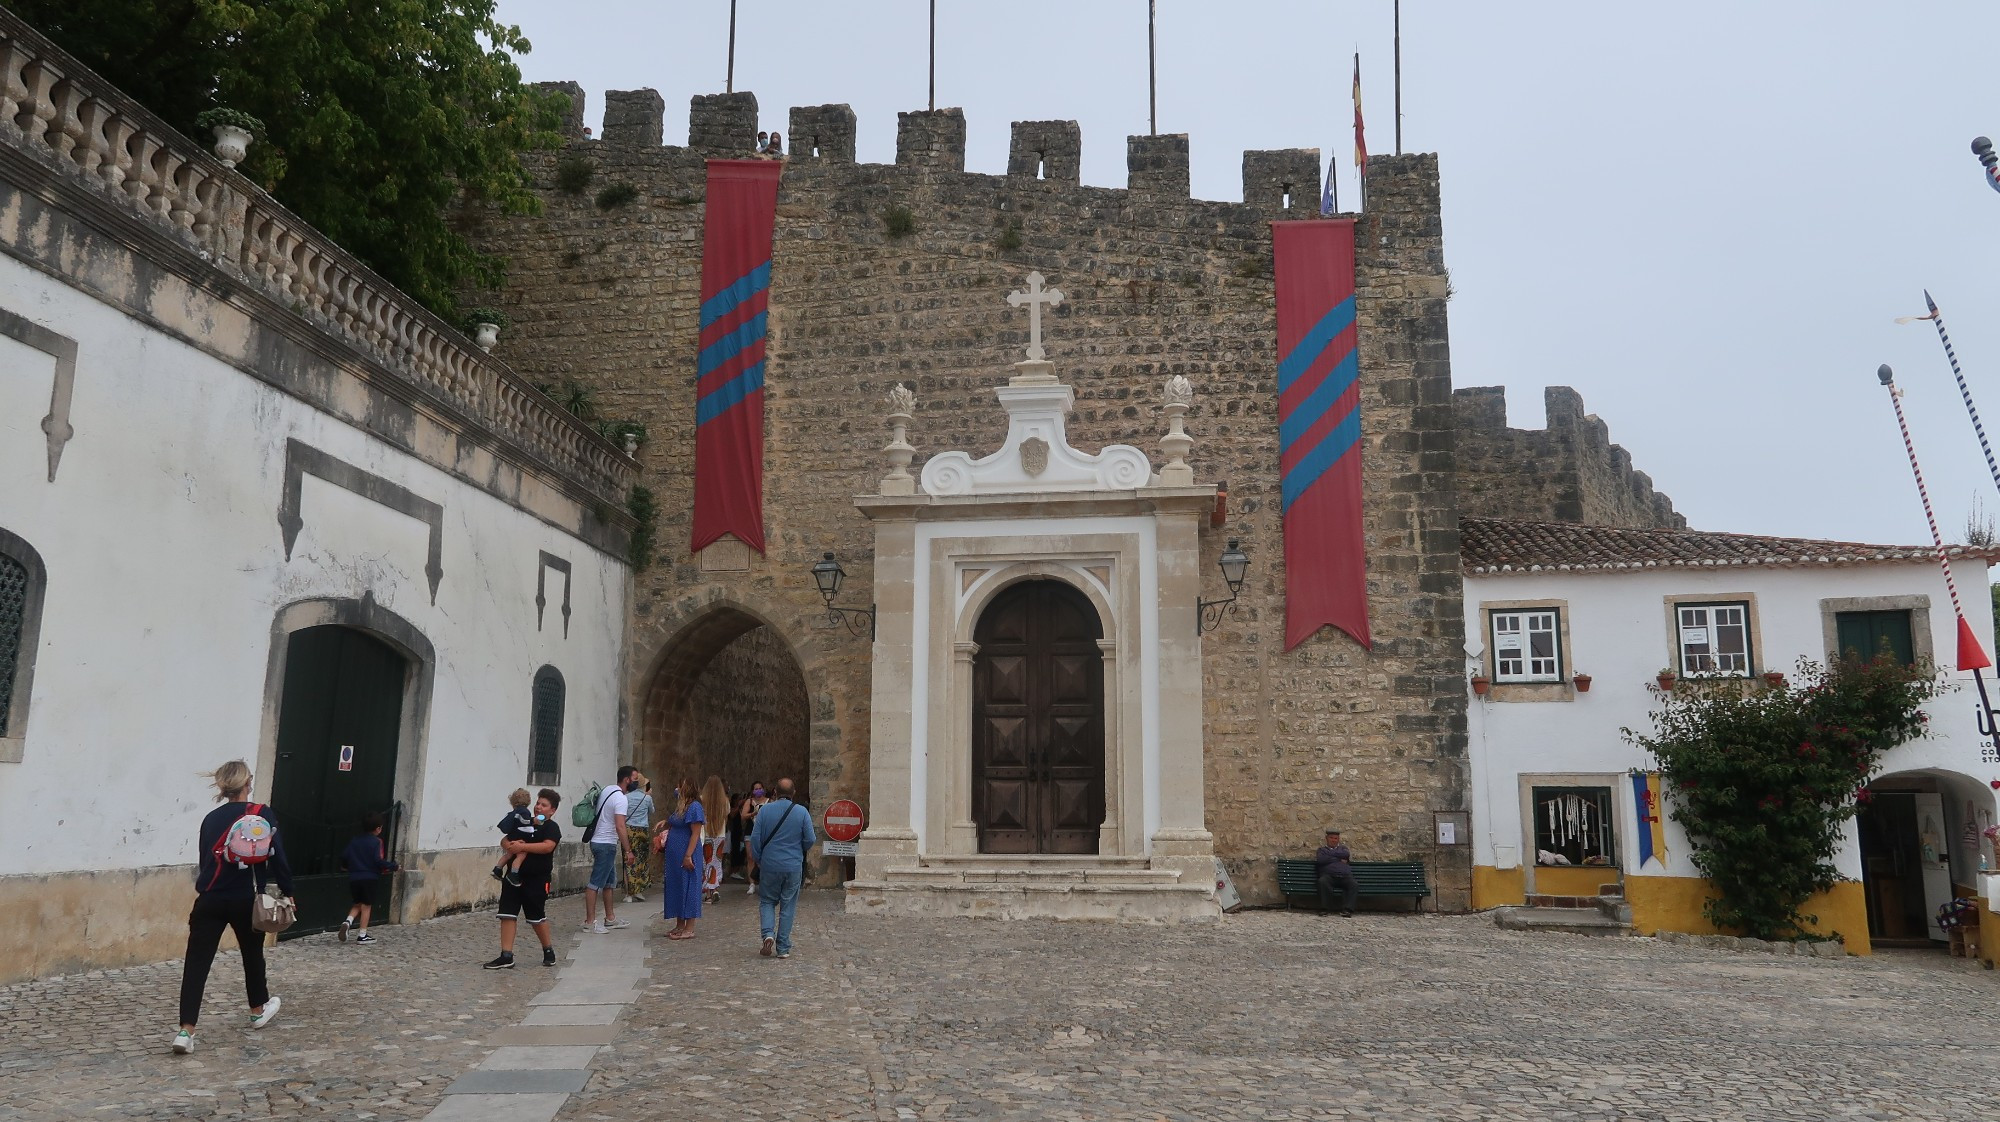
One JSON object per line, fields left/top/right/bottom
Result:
{"left": 269, "top": 626, "right": 407, "bottom": 936}
{"left": 1834, "top": 610, "right": 1916, "bottom": 667}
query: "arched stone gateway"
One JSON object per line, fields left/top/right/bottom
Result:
{"left": 638, "top": 605, "right": 812, "bottom": 808}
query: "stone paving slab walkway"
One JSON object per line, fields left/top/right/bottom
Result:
{"left": 6, "top": 887, "right": 2000, "bottom": 1120}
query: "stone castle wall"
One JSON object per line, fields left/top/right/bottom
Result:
{"left": 473, "top": 90, "right": 1470, "bottom": 905}
{"left": 1453, "top": 385, "right": 1685, "bottom": 529}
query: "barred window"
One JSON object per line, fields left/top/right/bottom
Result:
{"left": 0, "top": 552, "right": 26, "bottom": 733}
{"left": 0, "top": 528, "right": 46, "bottom": 761}
{"left": 528, "top": 665, "right": 565, "bottom": 785}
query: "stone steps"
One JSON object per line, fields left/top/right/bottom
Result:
{"left": 847, "top": 856, "right": 1220, "bottom": 924}
{"left": 1492, "top": 905, "right": 1635, "bottom": 937}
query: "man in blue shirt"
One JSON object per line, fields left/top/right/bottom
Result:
{"left": 748, "top": 777, "right": 816, "bottom": 959}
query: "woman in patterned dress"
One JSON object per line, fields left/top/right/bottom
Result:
{"left": 699, "top": 775, "right": 729, "bottom": 904}
{"left": 653, "top": 778, "right": 704, "bottom": 939}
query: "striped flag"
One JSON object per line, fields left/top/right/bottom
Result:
{"left": 692, "top": 159, "right": 782, "bottom": 555}
{"left": 1274, "top": 219, "right": 1369, "bottom": 649}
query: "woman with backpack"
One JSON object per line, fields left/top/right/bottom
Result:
{"left": 173, "top": 760, "right": 294, "bottom": 1055}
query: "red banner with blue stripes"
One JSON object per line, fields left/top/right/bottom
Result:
{"left": 1274, "top": 219, "right": 1370, "bottom": 650}
{"left": 692, "top": 159, "right": 782, "bottom": 555}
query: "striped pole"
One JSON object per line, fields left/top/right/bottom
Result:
{"left": 1878, "top": 365, "right": 1998, "bottom": 739}
{"left": 1908, "top": 291, "right": 2000, "bottom": 496}
{"left": 1974, "top": 137, "right": 2000, "bottom": 195}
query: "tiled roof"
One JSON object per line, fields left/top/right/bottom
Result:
{"left": 1460, "top": 517, "right": 2000, "bottom": 575}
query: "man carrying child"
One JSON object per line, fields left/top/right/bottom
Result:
{"left": 486, "top": 789, "right": 562, "bottom": 969}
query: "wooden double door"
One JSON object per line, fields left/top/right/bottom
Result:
{"left": 973, "top": 580, "right": 1105, "bottom": 854}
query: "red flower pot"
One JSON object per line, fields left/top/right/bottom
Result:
{"left": 1656, "top": 672, "right": 1677, "bottom": 692}
{"left": 1470, "top": 676, "right": 1491, "bottom": 696}
{"left": 1572, "top": 674, "right": 1592, "bottom": 693}
{"left": 1763, "top": 671, "right": 1786, "bottom": 688}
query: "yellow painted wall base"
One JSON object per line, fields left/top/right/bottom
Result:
{"left": 1472, "top": 865, "right": 1525, "bottom": 910}
{"left": 1533, "top": 865, "right": 1620, "bottom": 897}
{"left": 1625, "top": 876, "right": 1871, "bottom": 955}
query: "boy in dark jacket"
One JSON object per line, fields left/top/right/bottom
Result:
{"left": 338, "top": 813, "right": 399, "bottom": 944}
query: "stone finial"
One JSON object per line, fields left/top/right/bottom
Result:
{"left": 882, "top": 382, "right": 918, "bottom": 496}
{"left": 1159, "top": 375, "right": 1195, "bottom": 486}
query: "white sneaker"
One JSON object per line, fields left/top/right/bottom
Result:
{"left": 248, "top": 995, "right": 281, "bottom": 1030}
{"left": 746, "top": 884, "right": 756, "bottom": 895}
{"left": 630, "top": 893, "right": 645, "bottom": 902}
{"left": 171, "top": 1029, "right": 194, "bottom": 1054}
{"left": 581, "top": 921, "right": 597, "bottom": 931}
{"left": 605, "top": 918, "right": 630, "bottom": 930}
{"left": 622, "top": 894, "right": 637, "bottom": 904}
{"left": 590, "top": 921, "right": 608, "bottom": 934}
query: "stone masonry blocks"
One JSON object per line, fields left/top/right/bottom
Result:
{"left": 689, "top": 91, "right": 758, "bottom": 156}
{"left": 896, "top": 108, "right": 966, "bottom": 171}
{"left": 1242, "top": 148, "right": 1322, "bottom": 215}
{"left": 788, "top": 104, "right": 857, "bottom": 163}
{"left": 602, "top": 88, "right": 665, "bottom": 147}
{"left": 1127, "top": 133, "right": 1190, "bottom": 196}
{"left": 1451, "top": 384, "right": 1685, "bottom": 529}
{"left": 538, "top": 82, "right": 586, "bottom": 141}
{"left": 1007, "top": 120, "right": 1082, "bottom": 183}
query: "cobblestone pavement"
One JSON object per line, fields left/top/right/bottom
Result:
{"left": 6, "top": 889, "right": 2000, "bottom": 1121}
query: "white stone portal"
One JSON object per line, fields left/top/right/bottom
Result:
{"left": 849, "top": 272, "right": 1222, "bottom": 924}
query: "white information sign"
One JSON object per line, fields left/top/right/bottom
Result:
{"left": 821, "top": 840, "right": 859, "bottom": 857}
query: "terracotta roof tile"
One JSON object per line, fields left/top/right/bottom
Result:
{"left": 1460, "top": 517, "right": 2000, "bottom": 574}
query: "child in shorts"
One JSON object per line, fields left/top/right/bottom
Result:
{"left": 492, "top": 788, "right": 536, "bottom": 886}
{"left": 339, "top": 812, "right": 398, "bottom": 944}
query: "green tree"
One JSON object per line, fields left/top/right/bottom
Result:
{"left": 17, "top": 0, "right": 564, "bottom": 316}
{"left": 1626, "top": 657, "right": 1945, "bottom": 941}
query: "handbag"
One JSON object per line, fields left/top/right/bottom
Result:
{"left": 251, "top": 883, "right": 296, "bottom": 933}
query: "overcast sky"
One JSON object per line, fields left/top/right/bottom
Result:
{"left": 496, "top": 1, "right": 2000, "bottom": 550}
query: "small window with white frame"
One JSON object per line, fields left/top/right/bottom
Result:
{"left": 1677, "top": 601, "right": 1752, "bottom": 677}
{"left": 1492, "top": 608, "right": 1562, "bottom": 683}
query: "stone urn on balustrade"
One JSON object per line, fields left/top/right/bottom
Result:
{"left": 194, "top": 108, "right": 263, "bottom": 169}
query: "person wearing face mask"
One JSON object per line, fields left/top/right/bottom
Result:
{"left": 741, "top": 782, "right": 769, "bottom": 894}
{"left": 486, "top": 790, "right": 562, "bottom": 969}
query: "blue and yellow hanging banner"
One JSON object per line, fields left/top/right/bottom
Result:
{"left": 1632, "top": 771, "right": 1668, "bottom": 868}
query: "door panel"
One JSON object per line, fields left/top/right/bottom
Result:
{"left": 972, "top": 581, "right": 1105, "bottom": 854}
{"left": 270, "top": 626, "right": 407, "bottom": 936}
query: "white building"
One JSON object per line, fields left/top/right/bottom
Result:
{"left": 0, "top": 18, "right": 633, "bottom": 981}
{"left": 1461, "top": 517, "right": 2000, "bottom": 954}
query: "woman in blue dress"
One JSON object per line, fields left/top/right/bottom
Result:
{"left": 654, "top": 777, "right": 705, "bottom": 939}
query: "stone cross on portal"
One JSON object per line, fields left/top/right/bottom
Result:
{"left": 1006, "top": 271, "right": 1065, "bottom": 361}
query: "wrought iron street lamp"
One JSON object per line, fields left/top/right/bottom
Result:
{"left": 811, "top": 551, "right": 876, "bottom": 639}
{"left": 1196, "top": 538, "right": 1250, "bottom": 635}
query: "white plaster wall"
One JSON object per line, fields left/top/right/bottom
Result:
{"left": 1463, "top": 563, "right": 1998, "bottom": 883}
{"left": 909, "top": 515, "right": 1161, "bottom": 849}
{"left": 0, "top": 255, "right": 628, "bottom": 877}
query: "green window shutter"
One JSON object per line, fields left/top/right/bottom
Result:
{"left": 1834, "top": 611, "right": 1915, "bottom": 666}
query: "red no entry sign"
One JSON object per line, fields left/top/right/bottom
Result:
{"left": 824, "top": 799, "right": 865, "bottom": 843}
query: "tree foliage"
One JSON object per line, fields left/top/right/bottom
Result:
{"left": 1625, "top": 657, "right": 1946, "bottom": 941}
{"left": 17, "top": 0, "right": 564, "bottom": 316}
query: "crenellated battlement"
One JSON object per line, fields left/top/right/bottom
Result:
{"left": 1453, "top": 386, "right": 1685, "bottom": 530}
{"left": 533, "top": 85, "right": 1336, "bottom": 210}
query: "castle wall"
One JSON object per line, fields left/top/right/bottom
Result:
{"left": 1453, "top": 386, "right": 1686, "bottom": 529}
{"left": 473, "top": 91, "right": 1471, "bottom": 906}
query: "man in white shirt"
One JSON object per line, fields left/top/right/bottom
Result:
{"left": 583, "top": 766, "right": 635, "bottom": 933}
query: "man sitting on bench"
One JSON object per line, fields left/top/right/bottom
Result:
{"left": 1315, "top": 828, "right": 1358, "bottom": 917}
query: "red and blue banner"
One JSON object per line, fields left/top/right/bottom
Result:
{"left": 1274, "top": 219, "right": 1370, "bottom": 650}
{"left": 692, "top": 159, "right": 782, "bottom": 555}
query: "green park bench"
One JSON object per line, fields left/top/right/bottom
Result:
{"left": 1275, "top": 857, "right": 1431, "bottom": 912}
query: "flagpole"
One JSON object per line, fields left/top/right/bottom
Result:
{"left": 1394, "top": 0, "right": 1403, "bottom": 154}
{"left": 1974, "top": 137, "right": 2000, "bottom": 195}
{"left": 1877, "top": 363, "right": 1999, "bottom": 733}
{"left": 1906, "top": 291, "right": 2000, "bottom": 496}
{"left": 928, "top": 0, "right": 937, "bottom": 111}
{"left": 1148, "top": 0, "right": 1158, "bottom": 136}
{"left": 726, "top": 0, "right": 738, "bottom": 94}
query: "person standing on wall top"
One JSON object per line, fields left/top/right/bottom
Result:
{"left": 749, "top": 777, "right": 816, "bottom": 960}
{"left": 173, "top": 760, "right": 293, "bottom": 1054}
{"left": 1315, "top": 828, "right": 1359, "bottom": 918}
{"left": 624, "top": 775, "right": 654, "bottom": 905}
{"left": 487, "top": 789, "right": 562, "bottom": 969}
{"left": 582, "top": 766, "right": 635, "bottom": 934}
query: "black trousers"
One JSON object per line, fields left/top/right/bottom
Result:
{"left": 1317, "top": 871, "right": 1359, "bottom": 914}
{"left": 179, "top": 894, "right": 268, "bottom": 1027}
